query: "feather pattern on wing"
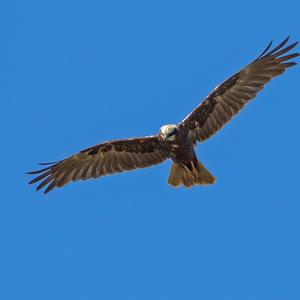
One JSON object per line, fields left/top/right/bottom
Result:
{"left": 28, "top": 136, "right": 170, "bottom": 193}
{"left": 180, "top": 36, "right": 299, "bottom": 143}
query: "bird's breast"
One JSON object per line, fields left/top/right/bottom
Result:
{"left": 168, "top": 140, "right": 195, "bottom": 164}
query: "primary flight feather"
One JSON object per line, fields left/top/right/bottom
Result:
{"left": 28, "top": 37, "right": 299, "bottom": 193}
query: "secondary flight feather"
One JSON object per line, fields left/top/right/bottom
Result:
{"left": 28, "top": 37, "right": 299, "bottom": 193}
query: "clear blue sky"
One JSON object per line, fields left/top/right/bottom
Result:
{"left": 1, "top": 0, "right": 300, "bottom": 299}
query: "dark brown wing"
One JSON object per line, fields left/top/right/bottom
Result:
{"left": 28, "top": 136, "right": 170, "bottom": 193}
{"left": 180, "top": 36, "right": 299, "bottom": 143}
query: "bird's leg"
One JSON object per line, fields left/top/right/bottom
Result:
{"left": 183, "top": 161, "right": 198, "bottom": 178}
{"left": 190, "top": 161, "right": 198, "bottom": 178}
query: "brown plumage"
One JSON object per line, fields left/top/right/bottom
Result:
{"left": 28, "top": 37, "right": 299, "bottom": 193}
{"left": 28, "top": 137, "right": 170, "bottom": 193}
{"left": 181, "top": 36, "right": 299, "bottom": 143}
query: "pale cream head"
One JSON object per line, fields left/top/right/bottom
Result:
{"left": 158, "top": 124, "right": 179, "bottom": 142}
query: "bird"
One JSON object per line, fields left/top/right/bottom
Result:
{"left": 28, "top": 36, "right": 299, "bottom": 193}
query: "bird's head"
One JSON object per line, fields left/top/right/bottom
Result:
{"left": 158, "top": 124, "right": 179, "bottom": 142}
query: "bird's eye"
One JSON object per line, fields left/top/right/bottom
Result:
{"left": 170, "top": 129, "right": 178, "bottom": 136}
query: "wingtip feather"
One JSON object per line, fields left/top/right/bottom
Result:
{"left": 38, "top": 161, "right": 57, "bottom": 166}
{"left": 257, "top": 40, "right": 273, "bottom": 59}
{"left": 44, "top": 181, "right": 57, "bottom": 194}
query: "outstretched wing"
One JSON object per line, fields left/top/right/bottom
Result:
{"left": 28, "top": 136, "right": 169, "bottom": 193}
{"left": 180, "top": 36, "right": 299, "bottom": 144}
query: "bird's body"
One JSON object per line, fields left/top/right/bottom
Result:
{"left": 157, "top": 124, "right": 193, "bottom": 164}
{"left": 156, "top": 124, "right": 215, "bottom": 186}
{"left": 28, "top": 37, "right": 299, "bottom": 193}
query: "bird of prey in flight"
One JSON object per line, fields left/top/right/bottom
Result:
{"left": 28, "top": 37, "right": 299, "bottom": 193}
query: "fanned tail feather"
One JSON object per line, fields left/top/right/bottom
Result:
{"left": 168, "top": 160, "right": 216, "bottom": 188}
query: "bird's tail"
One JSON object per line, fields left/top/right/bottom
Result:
{"left": 168, "top": 160, "right": 216, "bottom": 188}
